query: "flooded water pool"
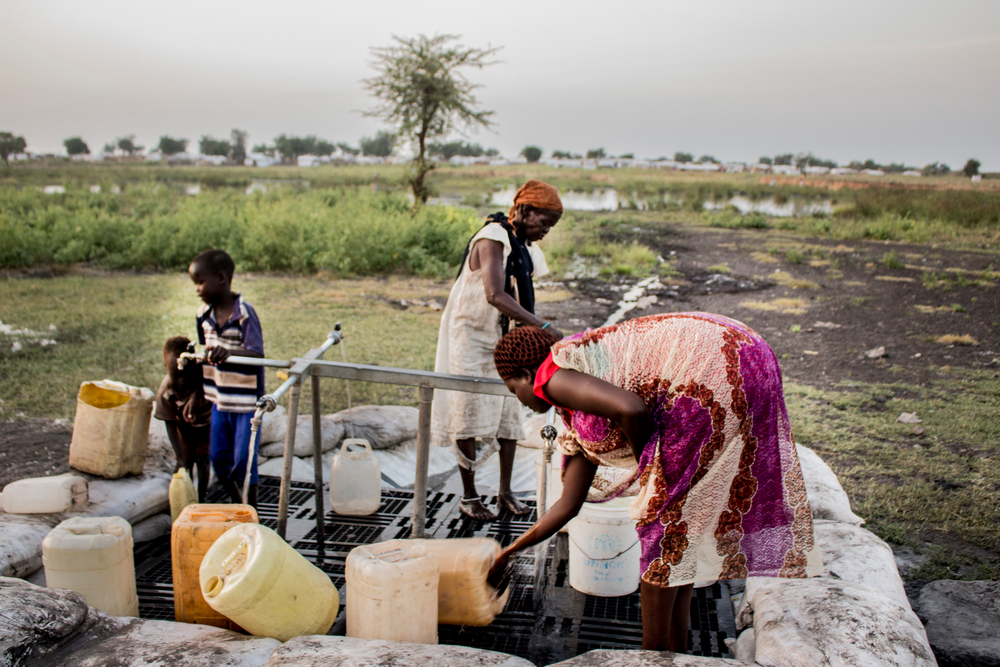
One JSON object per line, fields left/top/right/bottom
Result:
{"left": 492, "top": 185, "right": 832, "bottom": 217}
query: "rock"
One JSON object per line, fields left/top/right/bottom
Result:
{"left": 0, "top": 576, "right": 89, "bottom": 663}
{"left": 547, "top": 649, "right": 751, "bottom": 666}
{"left": 865, "top": 346, "right": 887, "bottom": 359}
{"left": 263, "top": 635, "right": 535, "bottom": 667}
{"left": 260, "top": 404, "right": 287, "bottom": 444}
{"left": 328, "top": 405, "right": 419, "bottom": 450}
{"left": 897, "top": 412, "right": 922, "bottom": 424}
{"left": 796, "top": 445, "right": 864, "bottom": 525}
{"left": 257, "top": 456, "right": 315, "bottom": 483}
{"left": 130, "top": 513, "right": 172, "bottom": 543}
{"left": 741, "top": 578, "right": 935, "bottom": 667}
{"left": 519, "top": 412, "right": 565, "bottom": 450}
{"left": 916, "top": 580, "right": 1000, "bottom": 667}
{"left": 814, "top": 520, "right": 910, "bottom": 609}
{"left": 259, "top": 416, "right": 345, "bottom": 458}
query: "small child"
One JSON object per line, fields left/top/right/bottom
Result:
{"left": 188, "top": 248, "right": 265, "bottom": 507}
{"left": 154, "top": 336, "right": 212, "bottom": 502}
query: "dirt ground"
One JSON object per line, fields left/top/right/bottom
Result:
{"left": 537, "top": 223, "right": 999, "bottom": 386}
{"left": 2, "top": 221, "right": 997, "bottom": 500}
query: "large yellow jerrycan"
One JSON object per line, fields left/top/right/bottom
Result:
{"left": 42, "top": 516, "right": 138, "bottom": 617}
{"left": 412, "top": 537, "right": 510, "bottom": 626}
{"left": 169, "top": 469, "right": 199, "bottom": 522}
{"left": 345, "top": 539, "right": 439, "bottom": 644}
{"left": 200, "top": 523, "right": 339, "bottom": 641}
{"left": 329, "top": 438, "right": 381, "bottom": 516}
{"left": 70, "top": 380, "right": 154, "bottom": 479}
{"left": 172, "top": 504, "right": 257, "bottom": 630}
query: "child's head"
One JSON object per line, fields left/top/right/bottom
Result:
{"left": 163, "top": 336, "right": 192, "bottom": 380}
{"left": 189, "top": 249, "right": 235, "bottom": 306}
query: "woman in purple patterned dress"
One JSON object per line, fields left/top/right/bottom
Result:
{"left": 489, "top": 313, "right": 821, "bottom": 652}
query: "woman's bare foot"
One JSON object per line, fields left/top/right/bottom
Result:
{"left": 460, "top": 497, "right": 497, "bottom": 521}
{"left": 499, "top": 492, "right": 532, "bottom": 516}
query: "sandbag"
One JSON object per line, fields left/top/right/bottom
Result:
{"left": 547, "top": 649, "right": 753, "bottom": 666}
{"left": 263, "top": 635, "right": 533, "bottom": 667}
{"left": 260, "top": 405, "right": 287, "bottom": 444}
{"left": 0, "top": 576, "right": 90, "bottom": 663}
{"left": 259, "top": 416, "right": 344, "bottom": 458}
{"left": 327, "top": 405, "right": 418, "bottom": 450}
{"left": 742, "top": 578, "right": 935, "bottom": 667}
{"left": 814, "top": 520, "right": 909, "bottom": 609}
{"left": 130, "top": 513, "right": 172, "bottom": 543}
{"left": 796, "top": 445, "right": 864, "bottom": 525}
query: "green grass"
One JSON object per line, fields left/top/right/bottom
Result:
{"left": 0, "top": 273, "right": 449, "bottom": 419}
{"left": 786, "top": 371, "right": 1000, "bottom": 580}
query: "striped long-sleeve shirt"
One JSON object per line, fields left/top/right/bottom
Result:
{"left": 196, "top": 295, "right": 265, "bottom": 413}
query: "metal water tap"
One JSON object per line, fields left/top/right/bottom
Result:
{"left": 177, "top": 342, "right": 206, "bottom": 370}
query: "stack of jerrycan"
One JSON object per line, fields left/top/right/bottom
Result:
{"left": 70, "top": 380, "right": 154, "bottom": 478}
{"left": 200, "top": 523, "right": 339, "bottom": 641}
{"left": 42, "top": 516, "right": 139, "bottom": 617}
{"left": 171, "top": 504, "right": 257, "bottom": 630}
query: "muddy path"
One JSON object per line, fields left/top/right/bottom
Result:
{"left": 536, "top": 222, "right": 1000, "bottom": 388}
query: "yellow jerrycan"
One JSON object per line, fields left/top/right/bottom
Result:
{"left": 70, "top": 380, "right": 154, "bottom": 479}
{"left": 169, "top": 469, "right": 199, "bottom": 522}
{"left": 200, "top": 523, "right": 339, "bottom": 641}
{"left": 171, "top": 504, "right": 257, "bottom": 629}
{"left": 412, "top": 537, "right": 510, "bottom": 626}
{"left": 42, "top": 516, "right": 138, "bottom": 617}
{"left": 329, "top": 438, "right": 381, "bottom": 516}
{"left": 345, "top": 539, "right": 438, "bottom": 644}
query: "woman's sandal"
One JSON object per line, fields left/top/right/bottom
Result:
{"left": 459, "top": 496, "right": 497, "bottom": 522}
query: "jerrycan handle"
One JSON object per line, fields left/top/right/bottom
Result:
{"left": 341, "top": 438, "right": 372, "bottom": 454}
{"left": 190, "top": 512, "right": 229, "bottom": 522}
{"left": 221, "top": 535, "right": 251, "bottom": 574}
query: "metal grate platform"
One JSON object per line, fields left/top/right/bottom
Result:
{"left": 135, "top": 475, "right": 735, "bottom": 664}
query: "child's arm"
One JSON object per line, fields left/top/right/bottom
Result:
{"left": 205, "top": 345, "right": 262, "bottom": 364}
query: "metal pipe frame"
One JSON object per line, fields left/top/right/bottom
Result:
{"left": 236, "top": 335, "right": 515, "bottom": 541}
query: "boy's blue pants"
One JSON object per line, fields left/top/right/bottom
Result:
{"left": 210, "top": 407, "right": 260, "bottom": 485}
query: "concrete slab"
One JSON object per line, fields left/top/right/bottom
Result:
{"left": 916, "top": 580, "right": 1000, "bottom": 667}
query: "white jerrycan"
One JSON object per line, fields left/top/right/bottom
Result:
{"left": 329, "top": 438, "right": 381, "bottom": 516}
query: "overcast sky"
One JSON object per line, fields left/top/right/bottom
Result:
{"left": 3, "top": 0, "right": 998, "bottom": 169}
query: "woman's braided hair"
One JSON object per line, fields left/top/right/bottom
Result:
{"left": 494, "top": 326, "right": 560, "bottom": 380}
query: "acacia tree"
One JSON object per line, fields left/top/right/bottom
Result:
{"left": 0, "top": 132, "right": 27, "bottom": 169}
{"left": 363, "top": 34, "right": 499, "bottom": 204}
{"left": 64, "top": 137, "right": 90, "bottom": 156}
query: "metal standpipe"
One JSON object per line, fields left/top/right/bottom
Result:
{"left": 535, "top": 408, "right": 558, "bottom": 599}
{"left": 412, "top": 384, "right": 434, "bottom": 538}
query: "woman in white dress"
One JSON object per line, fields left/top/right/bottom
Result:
{"left": 431, "top": 180, "right": 564, "bottom": 520}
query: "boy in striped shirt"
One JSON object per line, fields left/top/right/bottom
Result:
{"left": 189, "top": 249, "right": 265, "bottom": 507}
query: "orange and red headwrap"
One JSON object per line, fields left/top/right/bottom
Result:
{"left": 494, "top": 326, "right": 560, "bottom": 380}
{"left": 509, "top": 179, "right": 563, "bottom": 219}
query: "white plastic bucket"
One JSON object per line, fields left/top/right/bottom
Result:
{"left": 567, "top": 497, "right": 640, "bottom": 596}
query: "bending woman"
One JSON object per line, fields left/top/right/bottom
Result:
{"left": 431, "top": 180, "right": 564, "bottom": 521}
{"left": 489, "top": 314, "right": 821, "bottom": 652}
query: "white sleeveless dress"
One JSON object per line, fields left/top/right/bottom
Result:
{"left": 430, "top": 223, "right": 548, "bottom": 469}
